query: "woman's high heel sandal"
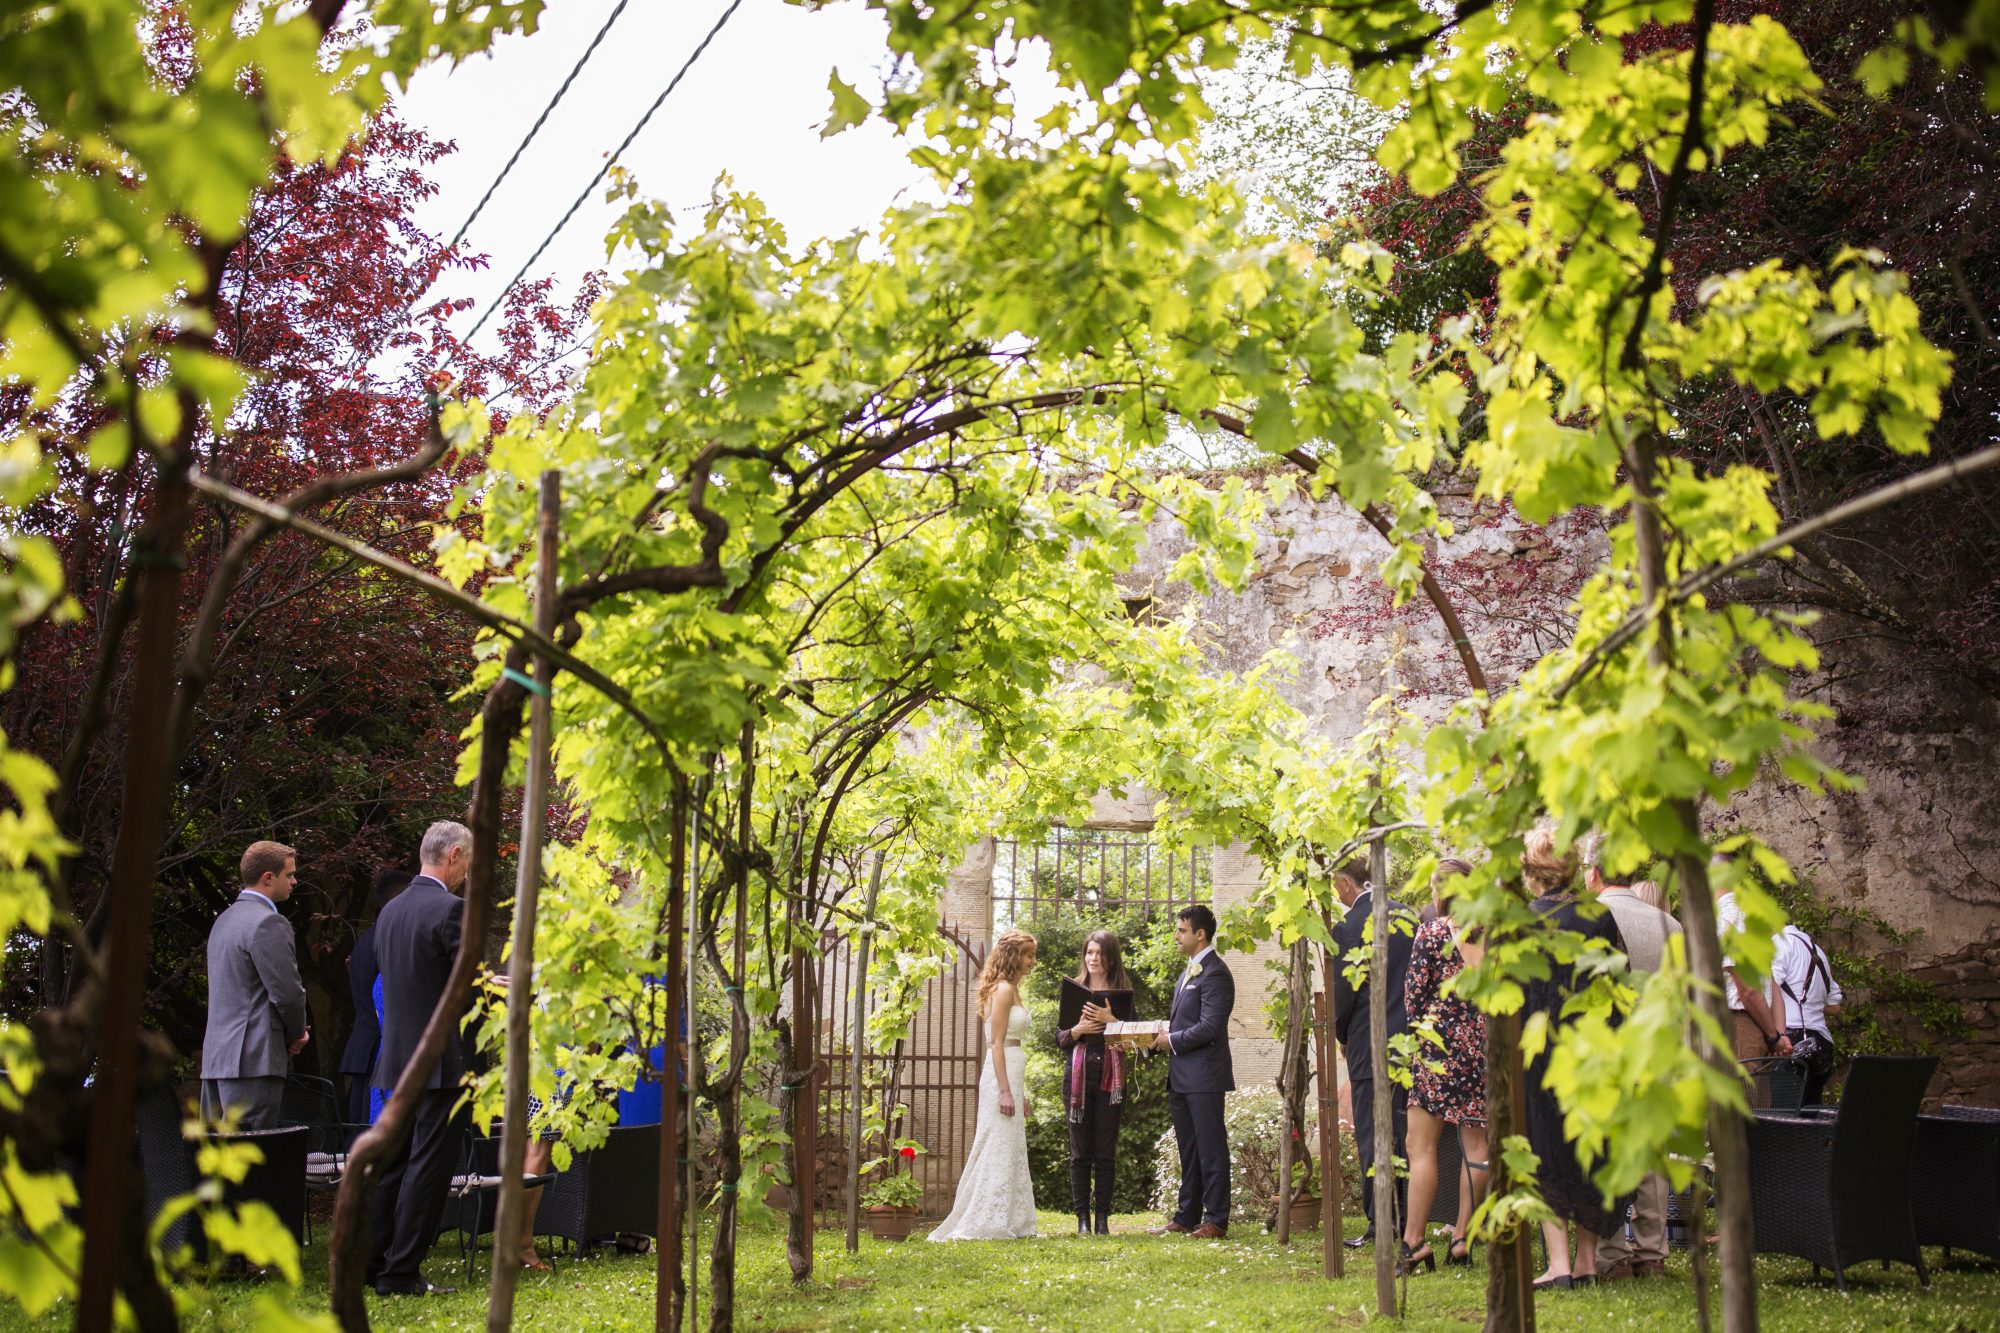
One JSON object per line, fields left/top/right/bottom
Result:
{"left": 1445, "top": 1239, "right": 1472, "bottom": 1267}
{"left": 1397, "top": 1239, "right": 1437, "bottom": 1275}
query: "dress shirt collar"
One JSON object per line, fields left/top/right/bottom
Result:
{"left": 408, "top": 874, "right": 447, "bottom": 893}
{"left": 237, "top": 888, "right": 278, "bottom": 913}
{"left": 1184, "top": 944, "right": 1215, "bottom": 976}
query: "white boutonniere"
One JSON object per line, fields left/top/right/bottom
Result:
{"left": 1187, "top": 962, "right": 1204, "bottom": 980}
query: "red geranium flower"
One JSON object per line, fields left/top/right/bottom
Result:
{"left": 898, "top": 1146, "right": 917, "bottom": 1159}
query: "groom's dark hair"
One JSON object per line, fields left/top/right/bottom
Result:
{"left": 1177, "top": 903, "right": 1217, "bottom": 944}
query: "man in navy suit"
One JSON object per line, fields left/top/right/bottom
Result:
{"left": 367, "top": 821, "right": 473, "bottom": 1297}
{"left": 1332, "top": 857, "right": 1417, "bottom": 1246}
{"left": 1150, "top": 904, "right": 1235, "bottom": 1238}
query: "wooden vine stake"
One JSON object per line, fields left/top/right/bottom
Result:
{"left": 845, "top": 853, "right": 887, "bottom": 1253}
{"left": 1367, "top": 826, "right": 1398, "bottom": 1318}
{"left": 487, "top": 471, "right": 560, "bottom": 1328}
{"left": 1316, "top": 946, "right": 1344, "bottom": 1278}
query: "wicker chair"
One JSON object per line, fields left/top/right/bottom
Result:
{"left": 536, "top": 1124, "right": 660, "bottom": 1252}
{"left": 135, "top": 1086, "right": 309, "bottom": 1260}
{"left": 1912, "top": 1103, "right": 2000, "bottom": 1262}
{"left": 1741, "top": 1056, "right": 1809, "bottom": 1112}
{"left": 136, "top": 1085, "right": 204, "bottom": 1259}
{"left": 1746, "top": 1053, "right": 1936, "bottom": 1290}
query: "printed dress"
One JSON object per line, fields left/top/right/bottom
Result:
{"left": 1403, "top": 917, "right": 1487, "bottom": 1124}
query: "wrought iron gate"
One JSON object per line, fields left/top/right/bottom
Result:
{"left": 814, "top": 925, "right": 988, "bottom": 1222}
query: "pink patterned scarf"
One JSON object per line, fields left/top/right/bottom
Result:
{"left": 1067, "top": 1038, "right": 1124, "bottom": 1122}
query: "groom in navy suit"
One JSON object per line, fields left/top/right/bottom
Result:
{"left": 1151, "top": 904, "right": 1234, "bottom": 1238}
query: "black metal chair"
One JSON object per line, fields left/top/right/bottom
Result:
{"left": 279, "top": 1073, "right": 365, "bottom": 1242}
{"left": 435, "top": 1124, "right": 559, "bottom": 1274}
{"left": 1746, "top": 1053, "right": 1937, "bottom": 1290}
{"left": 1912, "top": 1103, "right": 2000, "bottom": 1263}
{"left": 535, "top": 1124, "right": 660, "bottom": 1253}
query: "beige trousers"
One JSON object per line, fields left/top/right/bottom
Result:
{"left": 1597, "top": 1171, "right": 1670, "bottom": 1268}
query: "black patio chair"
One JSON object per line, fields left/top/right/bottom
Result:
{"left": 1912, "top": 1103, "right": 2000, "bottom": 1263}
{"left": 1741, "top": 1055, "right": 1808, "bottom": 1113}
{"left": 279, "top": 1073, "right": 366, "bottom": 1242}
{"left": 435, "top": 1123, "right": 560, "bottom": 1275}
{"left": 535, "top": 1124, "right": 660, "bottom": 1253}
{"left": 1745, "top": 1053, "right": 1936, "bottom": 1290}
{"left": 136, "top": 1086, "right": 309, "bottom": 1262}
{"left": 136, "top": 1084, "right": 203, "bottom": 1260}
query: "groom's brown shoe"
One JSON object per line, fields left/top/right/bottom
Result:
{"left": 1149, "top": 1220, "right": 1195, "bottom": 1235}
{"left": 1190, "top": 1223, "right": 1228, "bottom": 1239}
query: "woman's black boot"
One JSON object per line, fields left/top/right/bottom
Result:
{"left": 1070, "top": 1160, "right": 1092, "bottom": 1234}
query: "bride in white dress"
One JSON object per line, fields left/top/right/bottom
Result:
{"left": 930, "top": 929, "right": 1039, "bottom": 1241}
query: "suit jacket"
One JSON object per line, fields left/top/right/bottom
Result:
{"left": 201, "top": 892, "right": 308, "bottom": 1079}
{"left": 1166, "top": 949, "right": 1235, "bottom": 1094}
{"left": 337, "top": 924, "right": 383, "bottom": 1077}
{"left": 370, "top": 876, "right": 466, "bottom": 1092}
{"left": 1332, "top": 891, "right": 1418, "bottom": 1086}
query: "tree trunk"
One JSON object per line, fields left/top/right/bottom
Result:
{"left": 658, "top": 787, "right": 688, "bottom": 1333}
{"left": 708, "top": 735, "right": 754, "bottom": 1333}
{"left": 1480, "top": 1008, "right": 1535, "bottom": 1333}
{"left": 1627, "top": 430, "right": 1756, "bottom": 1333}
{"left": 74, "top": 451, "right": 193, "bottom": 1333}
{"left": 784, "top": 932, "right": 817, "bottom": 1281}
{"left": 487, "top": 471, "right": 560, "bottom": 1331}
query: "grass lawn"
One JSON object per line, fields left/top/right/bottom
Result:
{"left": 11, "top": 1211, "right": 1998, "bottom": 1330}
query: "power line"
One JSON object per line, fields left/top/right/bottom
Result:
{"left": 459, "top": 0, "right": 745, "bottom": 349}
{"left": 446, "top": 0, "right": 634, "bottom": 254}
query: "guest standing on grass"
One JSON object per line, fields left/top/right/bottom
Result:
{"left": 1521, "top": 830, "right": 1633, "bottom": 1291}
{"left": 201, "top": 841, "right": 311, "bottom": 1130}
{"left": 1583, "top": 838, "right": 1681, "bottom": 1281}
{"left": 1150, "top": 904, "right": 1235, "bottom": 1240}
{"left": 1397, "top": 857, "right": 1488, "bottom": 1275}
{"left": 368, "top": 820, "right": 474, "bottom": 1297}
{"left": 338, "top": 866, "right": 409, "bottom": 1124}
{"left": 1057, "top": 930, "right": 1130, "bottom": 1236}
{"left": 1331, "top": 857, "right": 1416, "bottom": 1248}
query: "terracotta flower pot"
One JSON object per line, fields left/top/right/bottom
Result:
{"left": 1285, "top": 1193, "right": 1322, "bottom": 1232}
{"left": 867, "top": 1204, "right": 919, "bottom": 1241}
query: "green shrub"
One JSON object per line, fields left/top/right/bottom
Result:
{"left": 1018, "top": 911, "right": 1181, "bottom": 1213}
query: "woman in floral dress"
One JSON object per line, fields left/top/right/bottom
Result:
{"left": 1398, "top": 858, "right": 1489, "bottom": 1272}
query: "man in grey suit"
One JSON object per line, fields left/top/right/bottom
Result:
{"left": 200, "top": 840, "right": 310, "bottom": 1129}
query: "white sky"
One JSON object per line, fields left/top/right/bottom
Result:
{"left": 396, "top": 0, "right": 931, "bottom": 357}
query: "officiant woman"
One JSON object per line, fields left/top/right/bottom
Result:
{"left": 1056, "top": 930, "right": 1129, "bottom": 1235}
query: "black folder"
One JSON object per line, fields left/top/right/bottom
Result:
{"left": 1059, "top": 977, "right": 1135, "bottom": 1028}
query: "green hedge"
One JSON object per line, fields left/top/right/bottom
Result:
{"left": 1018, "top": 911, "right": 1183, "bottom": 1215}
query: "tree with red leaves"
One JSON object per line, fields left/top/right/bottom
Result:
{"left": 0, "top": 111, "right": 598, "bottom": 1067}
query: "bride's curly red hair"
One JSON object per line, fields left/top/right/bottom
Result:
{"left": 976, "top": 929, "right": 1037, "bottom": 1017}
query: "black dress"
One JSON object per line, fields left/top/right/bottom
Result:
{"left": 1523, "top": 895, "right": 1634, "bottom": 1235}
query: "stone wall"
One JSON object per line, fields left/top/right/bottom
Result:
{"left": 1105, "top": 481, "right": 2000, "bottom": 1105}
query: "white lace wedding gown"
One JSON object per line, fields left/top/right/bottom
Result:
{"left": 928, "top": 1002, "right": 1037, "bottom": 1241}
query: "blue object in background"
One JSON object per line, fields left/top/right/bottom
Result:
{"left": 615, "top": 977, "right": 682, "bottom": 1125}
